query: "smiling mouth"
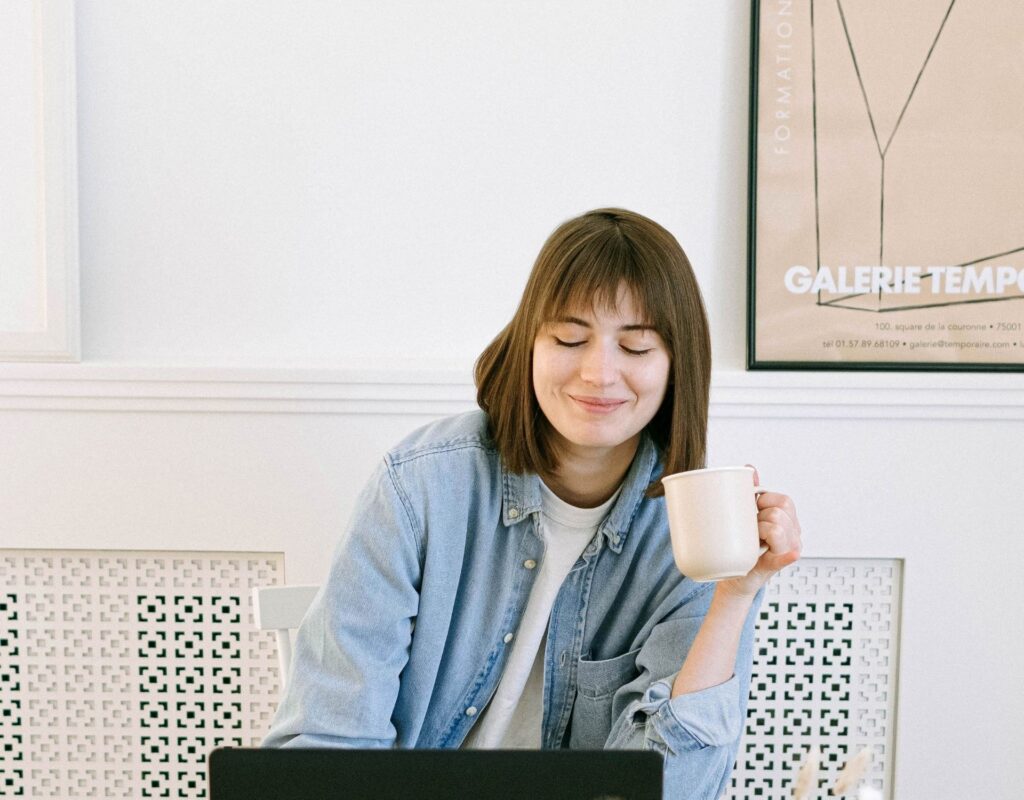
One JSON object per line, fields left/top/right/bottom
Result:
{"left": 571, "top": 395, "right": 627, "bottom": 414}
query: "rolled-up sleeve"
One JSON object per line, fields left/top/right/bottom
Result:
{"left": 601, "top": 587, "right": 764, "bottom": 800}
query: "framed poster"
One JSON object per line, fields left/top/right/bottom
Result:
{"left": 747, "top": 0, "right": 1024, "bottom": 370}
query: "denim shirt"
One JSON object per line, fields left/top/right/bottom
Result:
{"left": 263, "top": 410, "right": 762, "bottom": 800}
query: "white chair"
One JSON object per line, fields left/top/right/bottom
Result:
{"left": 252, "top": 584, "right": 319, "bottom": 691}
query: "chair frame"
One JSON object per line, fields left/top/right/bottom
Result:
{"left": 252, "top": 584, "right": 320, "bottom": 690}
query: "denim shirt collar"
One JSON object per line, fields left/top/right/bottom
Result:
{"left": 501, "top": 431, "right": 661, "bottom": 554}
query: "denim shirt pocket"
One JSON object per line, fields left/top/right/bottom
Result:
{"left": 570, "top": 647, "right": 642, "bottom": 748}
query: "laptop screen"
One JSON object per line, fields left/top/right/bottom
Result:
{"left": 208, "top": 748, "right": 663, "bottom": 800}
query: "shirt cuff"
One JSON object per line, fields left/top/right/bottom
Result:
{"left": 637, "top": 674, "right": 742, "bottom": 753}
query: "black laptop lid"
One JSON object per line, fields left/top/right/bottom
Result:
{"left": 208, "top": 747, "right": 663, "bottom": 800}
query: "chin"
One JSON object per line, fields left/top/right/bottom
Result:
{"left": 561, "top": 421, "right": 637, "bottom": 451}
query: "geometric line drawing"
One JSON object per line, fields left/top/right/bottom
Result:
{"left": 808, "top": 0, "right": 1022, "bottom": 315}
{"left": 834, "top": 0, "right": 956, "bottom": 270}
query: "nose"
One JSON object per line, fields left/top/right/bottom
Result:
{"left": 579, "top": 341, "right": 618, "bottom": 387}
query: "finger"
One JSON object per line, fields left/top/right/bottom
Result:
{"left": 757, "top": 506, "right": 791, "bottom": 527}
{"left": 757, "top": 521, "right": 792, "bottom": 552}
{"left": 758, "top": 512, "right": 802, "bottom": 552}
{"left": 756, "top": 491, "right": 797, "bottom": 518}
{"left": 758, "top": 503, "right": 798, "bottom": 532}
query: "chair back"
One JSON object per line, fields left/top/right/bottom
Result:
{"left": 252, "top": 585, "right": 319, "bottom": 690}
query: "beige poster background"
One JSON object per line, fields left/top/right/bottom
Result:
{"left": 753, "top": 0, "right": 1024, "bottom": 366}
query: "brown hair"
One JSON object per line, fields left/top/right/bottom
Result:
{"left": 474, "top": 208, "right": 711, "bottom": 497}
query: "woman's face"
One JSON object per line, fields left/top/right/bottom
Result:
{"left": 532, "top": 284, "right": 671, "bottom": 461}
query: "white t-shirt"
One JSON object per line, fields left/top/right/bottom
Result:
{"left": 462, "top": 481, "right": 619, "bottom": 749}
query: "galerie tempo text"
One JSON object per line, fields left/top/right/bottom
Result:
{"left": 783, "top": 265, "right": 1024, "bottom": 295}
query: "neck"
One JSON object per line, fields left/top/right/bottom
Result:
{"left": 543, "top": 433, "right": 640, "bottom": 508}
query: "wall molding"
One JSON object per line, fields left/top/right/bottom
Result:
{"left": 1, "top": 362, "right": 1023, "bottom": 418}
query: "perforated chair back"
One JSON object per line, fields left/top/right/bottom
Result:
{"left": 252, "top": 585, "right": 319, "bottom": 690}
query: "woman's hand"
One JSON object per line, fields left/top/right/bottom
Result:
{"left": 716, "top": 466, "right": 802, "bottom": 601}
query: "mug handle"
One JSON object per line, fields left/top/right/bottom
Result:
{"left": 753, "top": 486, "right": 773, "bottom": 557}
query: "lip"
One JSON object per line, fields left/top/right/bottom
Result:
{"left": 570, "top": 395, "right": 628, "bottom": 414}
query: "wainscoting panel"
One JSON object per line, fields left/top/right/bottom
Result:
{"left": 2, "top": 550, "right": 900, "bottom": 798}
{"left": 729, "top": 559, "right": 902, "bottom": 799}
{"left": 0, "top": 550, "right": 283, "bottom": 798}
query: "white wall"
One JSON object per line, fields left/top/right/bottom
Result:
{"left": 2, "top": 2, "right": 1023, "bottom": 798}
{"left": 74, "top": 0, "right": 751, "bottom": 368}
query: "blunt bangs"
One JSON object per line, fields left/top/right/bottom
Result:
{"left": 538, "top": 227, "right": 671, "bottom": 349}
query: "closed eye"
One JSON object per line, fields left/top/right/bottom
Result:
{"left": 554, "top": 337, "right": 653, "bottom": 355}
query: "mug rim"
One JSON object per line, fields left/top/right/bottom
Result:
{"left": 660, "top": 465, "right": 754, "bottom": 485}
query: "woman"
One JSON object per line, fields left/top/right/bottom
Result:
{"left": 263, "top": 208, "right": 802, "bottom": 799}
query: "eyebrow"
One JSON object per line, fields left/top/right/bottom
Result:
{"left": 553, "top": 315, "right": 656, "bottom": 332}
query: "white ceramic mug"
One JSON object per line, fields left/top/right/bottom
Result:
{"left": 661, "top": 466, "right": 770, "bottom": 582}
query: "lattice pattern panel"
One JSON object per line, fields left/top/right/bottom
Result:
{"left": 0, "top": 550, "right": 284, "bottom": 798}
{"left": 727, "top": 559, "right": 902, "bottom": 800}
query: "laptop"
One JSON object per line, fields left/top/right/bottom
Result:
{"left": 208, "top": 747, "right": 663, "bottom": 800}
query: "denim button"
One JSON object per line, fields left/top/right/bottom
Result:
{"left": 465, "top": 706, "right": 478, "bottom": 716}
{"left": 503, "top": 633, "right": 514, "bottom": 644}
{"left": 508, "top": 507, "right": 519, "bottom": 519}
{"left": 523, "top": 559, "right": 537, "bottom": 570}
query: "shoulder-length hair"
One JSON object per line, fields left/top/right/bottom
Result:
{"left": 474, "top": 208, "right": 711, "bottom": 497}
